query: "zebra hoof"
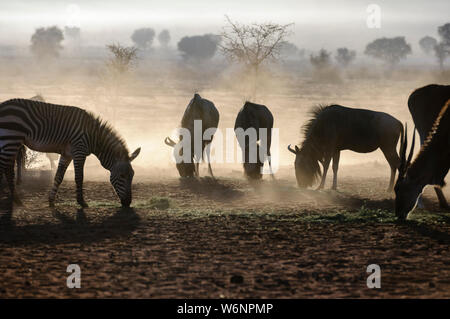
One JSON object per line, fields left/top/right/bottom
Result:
{"left": 78, "top": 201, "right": 89, "bottom": 208}
{"left": 13, "top": 197, "right": 23, "bottom": 206}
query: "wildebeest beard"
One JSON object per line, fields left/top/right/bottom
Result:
{"left": 243, "top": 143, "right": 264, "bottom": 180}
{"left": 175, "top": 136, "right": 196, "bottom": 178}
{"left": 295, "top": 147, "right": 322, "bottom": 188}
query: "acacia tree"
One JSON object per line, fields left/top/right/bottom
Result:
{"left": 106, "top": 43, "right": 139, "bottom": 75}
{"left": 131, "top": 28, "right": 155, "bottom": 50}
{"left": 435, "top": 23, "right": 450, "bottom": 70}
{"left": 219, "top": 16, "right": 293, "bottom": 95}
{"left": 105, "top": 43, "right": 139, "bottom": 123}
{"left": 335, "top": 47, "right": 356, "bottom": 68}
{"left": 177, "top": 34, "right": 219, "bottom": 61}
{"left": 310, "top": 49, "right": 331, "bottom": 69}
{"left": 364, "top": 37, "right": 412, "bottom": 66}
{"left": 30, "top": 26, "right": 64, "bottom": 60}
{"left": 419, "top": 36, "right": 437, "bottom": 55}
{"left": 158, "top": 29, "right": 171, "bottom": 48}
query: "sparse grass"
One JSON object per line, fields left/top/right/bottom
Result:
{"left": 134, "top": 196, "right": 170, "bottom": 210}
{"left": 58, "top": 200, "right": 120, "bottom": 208}
{"left": 55, "top": 199, "right": 449, "bottom": 226}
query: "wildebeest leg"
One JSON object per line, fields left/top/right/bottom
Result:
{"left": 331, "top": 151, "right": 340, "bottom": 190}
{"left": 49, "top": 155, "right": 72, "bottom": 207}
{"left": 204, "top": 143, "right": 215, "bottom": 179}
{"left": 434, "top": 187, "right": 449, "bottom": 209}
{"left": 416, "top": 135, "right": 425, "bottom": 207}
{"left": 381, "top": 145, "right": 400, "bottom": 192}
{"left": 317, "top": 157, "right": 331, "bottom": 190}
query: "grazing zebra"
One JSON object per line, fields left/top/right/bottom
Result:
{"left": 0, "top": 98, "right": 141, "bottom": 207}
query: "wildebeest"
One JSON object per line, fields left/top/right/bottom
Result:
{"left": 164, "top": 93, "right": 219, "bottom": 178}
{"left": 407, "top": 84, "right": 450, "bottom": 208}
{"left": 395, "top": 99, "right": 450, "bottom": 220}
{"left": 288, "top": 105, "right": 403, "bottom": 191}
{"left": 234, "top": 101, "right": 274, "bottom": 180}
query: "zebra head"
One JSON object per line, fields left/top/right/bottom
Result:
{"left": 110, "top": 147, "right": 141, "bottom": 207}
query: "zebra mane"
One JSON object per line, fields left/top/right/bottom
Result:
{"left": 88, "top": 112, "right": 130, "bottom": 160}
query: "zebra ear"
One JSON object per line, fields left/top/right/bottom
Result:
{"left": 129, "top": 147, "right": 141, "bottom": 162}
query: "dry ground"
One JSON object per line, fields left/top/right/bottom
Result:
{"left": 0, "top": 164, "right": 449, "bottom": 298}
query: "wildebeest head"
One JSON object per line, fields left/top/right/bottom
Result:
{"left": 110, "top": 148, "right": 141, "bottom": 207}
{"left": 164, "top": 136, "right": 196, "bottom": 178}
{"left": 394, "top": 125, "right": 421, "bottom": 221}
{"left": 288, "top": 144, "right": 321, "bottom": 188}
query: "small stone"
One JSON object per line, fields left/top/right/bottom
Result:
{"left": 230, "top": 275, "right": 244, "bottom": 284}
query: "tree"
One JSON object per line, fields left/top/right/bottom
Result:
{"left": 64, "top": 26, "right": 80, "bottom": 41}
{"left": 106, "top": 43, "right": 139, "bottom": 75}
{"left": 219, "top": 16, "right": 293, "bottom": 96}
{"left": 438, "top": 23, "right": 450, "bottom": 46}
{"left": 310, "top": 49, "right": 331, "bottom": 69}
{"left": 364, "top": 37, "right": 412, "bottom": 66}
{"left": 131, "top": 28, "right": 155, "bottom": 50}
{"left": 419, "top": 36, "right": 437, "bottom": 55}
{"left": 279, "top": 41, "right": 299, "bottom": 58}
{"left": 220, "top": 16, "right": 293, "bottom": 73}
{"left": 434, "top": 43, "right": 447, "bottom": 70}
{"left": 435, "top": 23, "right": 450, "bottom": 70}
{"left": 30, "top": 26, "right": 64, "bottom": 59}
{"left": 335, "top": 48, "right": 356, "bottom": 68}
{"left": 158, "top": 29, "right": 171, "bottom": 47}
{"left": 177, "top": 34, "right": 219, "bottom": 61}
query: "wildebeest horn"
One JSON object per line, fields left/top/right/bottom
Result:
{"left": 407, "top": 126, "right": 416, "bottom": 166}
{"left": 287, "top": 144, "right": 297, "bottom": 154}
{"left": 398, "top": 123, "right": 407, "bottom": 175}
{"left": 164, "top": 136, "right": 176, "bottom": 147}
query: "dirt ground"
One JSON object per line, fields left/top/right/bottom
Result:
{"left": 0, "top": 164, "right": 449, "bottom": 298}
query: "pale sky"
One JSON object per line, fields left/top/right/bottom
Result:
{"left": 0, "top": 0, "right": 448, "bottom": 51}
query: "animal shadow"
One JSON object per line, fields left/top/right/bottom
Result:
{"left": 179, "top": 176, "right": 244, "bottom": 201}
{"left": 0, "top": 204, "right": 140, "bottom": 245}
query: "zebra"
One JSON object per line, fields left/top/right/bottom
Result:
{"left": 0, "top": 98, "right": 141, "bottom": 208}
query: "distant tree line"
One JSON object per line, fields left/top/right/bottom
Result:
{"left": 28, "top": 20, "right": 450, "bottom": 73}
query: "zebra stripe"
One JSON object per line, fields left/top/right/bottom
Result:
{"left": 0, "top": 98, "right": 141, "bottom": 207}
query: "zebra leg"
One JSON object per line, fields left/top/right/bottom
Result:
{"left": 49, "top": 155, "right": 72, "bottom": 207}
{"left": 73, "top": 156, "right": 88, "bottom": 208}
{"left": 5, "top": 164, "right": 22, "bottom": 205}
